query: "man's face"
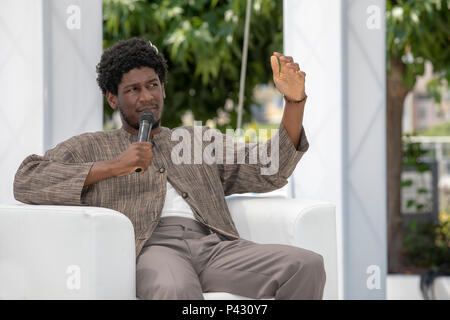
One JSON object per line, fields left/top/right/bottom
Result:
{"left": 107, "top": 66, "right": 165, "bottom": 134}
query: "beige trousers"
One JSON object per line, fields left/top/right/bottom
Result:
{"left": 136, "top": 216, "right": 326, "bottom": 300}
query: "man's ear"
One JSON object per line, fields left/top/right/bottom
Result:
{"left": 106, "top": 91, "right": 118, "bottom": 110}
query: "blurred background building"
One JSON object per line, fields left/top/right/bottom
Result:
{"left": 402, "top": 60, "right": 450, "bottom": 220}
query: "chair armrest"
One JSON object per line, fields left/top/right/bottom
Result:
{"left": 225, "top": 196, "right": 339, "bottom": 300}
{"left": 0, "top": 204, "right": 136, "bottom": 299}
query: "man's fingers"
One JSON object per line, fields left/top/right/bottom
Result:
{"left": 137, "top": 157, "right": 152, "bottom": 174}
{"left": 272, "top": 52, "right": 300, "bottom": 72}
{"left": 286, "top": 62, "right": 300, "bottom": 71}
{"left": 281, "top": 56, "right": 294, "bottom": 63}
{"left": 135, "top": 142, "right": 152, "bottom": 152}
{"left": 142, "top": 141, "right": 152, "bottom": 148}
{"left": 275, "top": 54, "right": 293, "bottom": 64}
{"left": 270, "top": 55, "right": 280, "bottom": 77}
{"left": 134, "top": 141, "right": 152, "bottom": 148}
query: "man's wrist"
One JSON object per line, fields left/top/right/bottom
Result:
{"left": 284, "top": 93, "right": 307, "bottom": 104}
{"left": 105, "top": 159, "right": 122, "bottom": 178}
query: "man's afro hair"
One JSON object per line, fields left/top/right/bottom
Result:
{"left": 96, "top": 37, "right": 168, "bottom": 96}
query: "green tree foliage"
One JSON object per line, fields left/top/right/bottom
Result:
{"left": 404, "top": 219, "right": 450, "bottom": 269}
{"left": 386, "top": 0, "right": 450, "bottom": 95}
{"left": 102, "top": 0, "right": 283, "bottom": 131}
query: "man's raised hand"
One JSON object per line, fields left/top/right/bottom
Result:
{"left": 270, "top": 52, "right": 306, "bottom": 102}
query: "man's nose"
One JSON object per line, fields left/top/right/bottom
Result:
{"left": 139, "top": 86, "right": 153, "bottom": 103}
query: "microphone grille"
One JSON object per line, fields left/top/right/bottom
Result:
{"left": 139, "top": 110, "right": 154, "bottom": 123}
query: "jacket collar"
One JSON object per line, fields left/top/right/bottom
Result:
{"left": 120, "top": 126, "right": 172, "bottom": 143}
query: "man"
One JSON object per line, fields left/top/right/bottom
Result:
{"left": 14, "top": 37, "right": 326, "bottom": 300}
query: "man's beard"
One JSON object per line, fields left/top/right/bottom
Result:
{"left": 119, "top": 107, "right": 161, "bottom": 131}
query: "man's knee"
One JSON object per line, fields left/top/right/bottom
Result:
{"left": 303, "top": 251, "right": 324, "bottom": 267}
{"left": 299, "top": 251, "right": 326, "bottom": 283}
{"left": 273, "top": 248, "right": 327, "bottom": 299}
{"left": 287, "top": 249, "right": 326, "bottom": 281}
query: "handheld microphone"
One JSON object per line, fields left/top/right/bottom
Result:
{"left": 135, "top": 110, "right": 155, "bottom": 173}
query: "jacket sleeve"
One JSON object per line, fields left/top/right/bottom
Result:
{"left": 13, "top": 139, "right": 95, "bottom": 205}
{"left": 216, "top": 121, "right": 309, "bottom": 196}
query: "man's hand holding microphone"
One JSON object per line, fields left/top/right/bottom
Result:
{"left": 83, "top": 111, "right": 155, "bottom": 187}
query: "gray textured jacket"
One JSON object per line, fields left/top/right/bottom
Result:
{"left": 14, "top": 123, "right": 309, "bottom": 258}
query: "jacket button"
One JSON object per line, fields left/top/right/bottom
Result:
{"left": 182, "top": 192, "right": 188, "bottom": 199}
{"left": 159, "top": 167, "right": 165, "bottom": 173}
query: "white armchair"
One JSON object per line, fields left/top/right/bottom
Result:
{"left": 0, "top": 196, "right": 339, "bottom": 300}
